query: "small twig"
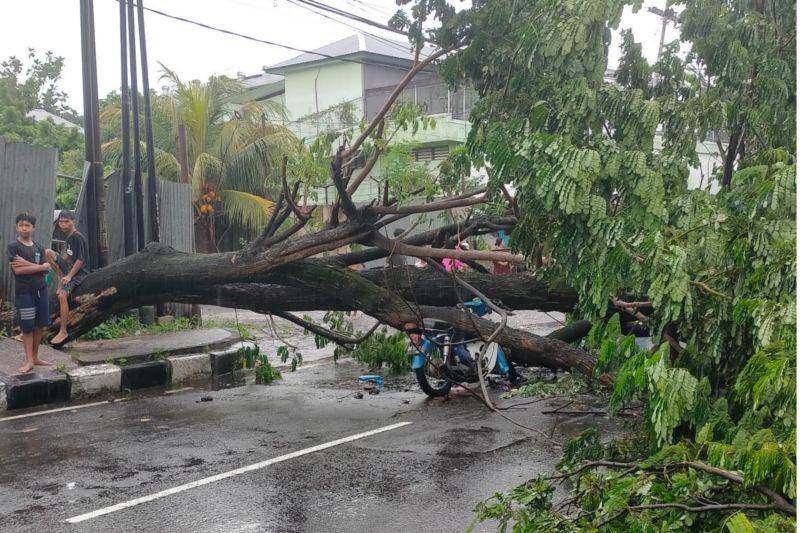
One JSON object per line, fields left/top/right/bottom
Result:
{"left": 273, "top": 311, "right": 380, "bottom": 348}
{"left": 609, "top": 295, "right": 649, "bottom": 322}
{"left": 499, "top": 183, "right": 520, "bottom": 218}
{"left": 280, "top": 155, "right": 309, "bottom": 222}
{"left": 540, "top": 409, "right": 640, "bottom": 418}
{"left": 497, "top": 395, "right": 572, "bottom": 409}
{"left": 265, "top": 313, "right": 298, "bottom": 350}
{"left": 545, "top": 400, "right": 574, "bottom": 413}
{"left": 689, "top": 280, "right": 728, "bottom": 299}
{"left": 628, "top": 502, "right": 781, "bottom": 513}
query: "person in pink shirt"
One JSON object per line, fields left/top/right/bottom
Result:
{"left": 443, "top": 242, "right": 468, "bottom": 272}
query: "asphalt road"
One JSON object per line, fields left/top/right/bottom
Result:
{"left": 0, "top": 358, "right": 623, "bottom": 532}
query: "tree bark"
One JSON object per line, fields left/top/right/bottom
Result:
{"left": 0, "top": 244, "right": 598, "bottom": 379}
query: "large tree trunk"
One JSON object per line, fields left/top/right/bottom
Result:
{"left": 0, "top": 243, "right": 599, "bottom": 378}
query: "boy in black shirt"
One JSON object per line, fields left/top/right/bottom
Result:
{"left": 46, "top": 210, "right": 90, "bottom": 345}
{"left": 7, "top": 213, "right": 53, "bottom": 373}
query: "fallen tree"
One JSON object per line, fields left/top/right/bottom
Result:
{"left": 1, "top": 38, "right": 611, "bottom": 380}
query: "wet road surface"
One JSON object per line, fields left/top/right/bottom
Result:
{"left": 0, "top": 358, "right": 625, "bottom": 532}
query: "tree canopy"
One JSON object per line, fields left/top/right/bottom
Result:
{"left": 395, "top": 0, "right": 795, "bottom": 529}
{"left": 0, "top": 49, "right": 84, "bottom": 208}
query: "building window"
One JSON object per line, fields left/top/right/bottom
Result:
{"left": 414, "top": 145, "right": 450, "bottom": 162}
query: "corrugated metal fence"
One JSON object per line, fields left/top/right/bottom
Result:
{"left": 78, "top": 170, "right": 195, "bottom": 317}
{"left": 0, "top": 138, "right": 194, "bottom": 319}
{"left": 0, "top": 139, "right": 57, "bottom": 304}
{"left": 100, "top": 171, "right": 194, "bottom": 263}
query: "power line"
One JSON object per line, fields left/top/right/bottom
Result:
{"left": 116, "top": 0, "right": 433, "bottom": 76}
{"left": 289, "top": 0, "right": 408, "bottom": 37}
{"left": 284, "top": 0, "right": 412, "bottom": 57}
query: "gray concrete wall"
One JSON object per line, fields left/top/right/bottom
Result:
{"left": 0, "top": 139, "right": 57, "bottom": 304}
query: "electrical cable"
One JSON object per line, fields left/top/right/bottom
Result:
{"left": 289, "top": 0, "right": 407, "bottom": 37}
{"left": 284, "top": 0, "right": 413, "bottom": 57}
{"left": 114, "top": 0, "right": 436, "bottom": 75}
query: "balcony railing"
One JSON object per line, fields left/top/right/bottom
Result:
{"left": 364, "top": 82, "right": 478, "bottom": 121}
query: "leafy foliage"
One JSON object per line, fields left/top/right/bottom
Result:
{"left": 397, "top": 0, "right": 796, "bottom": 529}
{"left": 501, "top": 372, "right": 587, "bottom": 399}
{"left": 99, "top": 67, "right": 297, "bottom": 248}
{"left": 344, "top": 327, "right": 410, "bottom": 372}
{"left": 277, "top": 345, "right": 303, "bottom": 372}
{"left": 241, "top": 344, "right": 282, "bottom": 384}
{"left": 0, "top": 50, "right": 84, "bottom": 208}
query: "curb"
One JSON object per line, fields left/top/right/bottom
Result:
{"left": 120, "top": 361, "right": 170, "bottom": 390}
{"left": 1, "top": 342, "right": 256, "bottom": 410}
{"left": 210, "top": 341, "right": 255, "bottom": 376}
{"left": 168, "top": 354, "right": 212, "bottom": 383}
{"left": 1, "top": 372, "right": 71, "bottom": 410}
{"left": 68, "top": 364, "right": 122, "bottom": 399}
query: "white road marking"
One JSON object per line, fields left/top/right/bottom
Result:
{"left": 163, "top": 387, "right": 194, "bottom": 395}
{"left": 0, "top": 385, "right": 201, "bottom": 422}
{"left": 65, "top": 421, "right": 412, "bottom": 524}
{"left": 0, "top": 400, "right": 119, "bottom": 422}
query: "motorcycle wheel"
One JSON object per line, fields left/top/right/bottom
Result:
{"left": 414, "top": 360, "right": 453, "bottom": 397}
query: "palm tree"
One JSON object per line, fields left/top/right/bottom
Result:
{"left": 101, "top": 66, "right": 298, "bottom": 252}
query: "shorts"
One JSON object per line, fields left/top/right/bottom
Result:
{"left": 55, "top": 257, "right": 87, "bottom": 294}
{"left": 15, "top": 289, "right": 51, "bottom": 332}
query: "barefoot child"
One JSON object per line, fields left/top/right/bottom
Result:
{"left": 7, "top": 213, "right": 53, "bottom": 373}
{"left": 46, "top": 210, "right": 89, "bottom": 345}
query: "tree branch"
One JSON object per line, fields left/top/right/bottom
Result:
{"left": 281, "top": 155, "right": 309, "bottom": 222}
{"left": 364, "top": 192, "right": 486, "bottom": 215}
{"left": 343, "top": 45, "right": 458, "bottom": 159}
{"left": 331, "top": 146, "right": 358, "bottom": 217}
{"left": 345, "top": 120, "right": 384, "bottom": 196}
{"left": 272, "top": 310, "right": 380, "bottom": 347}
{"left": 548, "top": 460, "right": 797, "bottom": 517}
{"left": 371, "top": 232, "right": 525, "bottom": 264}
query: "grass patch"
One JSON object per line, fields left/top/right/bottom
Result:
{"left": 84, "top": 316, "right": 203, "bottom": 341}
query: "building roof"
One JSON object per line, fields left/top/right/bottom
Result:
{"left": 264, "top": 33, "right": 431, "bottom": 74}
{"left": 240, "top": 72, "right": 284, "bottom": 89}
{"left": 26, "top": 109, "right": 83, "bottom": 133}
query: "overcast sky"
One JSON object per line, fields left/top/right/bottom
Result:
{"left": 0, "top": 0, "right": 679, "bottom": 114}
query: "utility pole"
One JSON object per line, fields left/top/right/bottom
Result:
{"left": 127, "top": 0, "right": 146, "bottom": 250}
{"left": 648, "top": 2, "right": 677, "bottom": 62}
{"left": 136, "top": 0, "right": 161, "bottom": 244}
{"left": 119, "top": 0, "right": 135, "bottom": 256}
{"left": 78, "top": 0, "right": 97, "bottom": 269}
{"left": 79, "top": 0, "right": 109, "bottom": 268}
{"left": 88, "top": 0, "right": 109, "bottom": 267}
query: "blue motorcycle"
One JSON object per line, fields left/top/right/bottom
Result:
{"left": 409, "top": 299, "right": 518, "bottom": 397}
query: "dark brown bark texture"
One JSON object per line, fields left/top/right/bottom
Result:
{"left": 0, "top": 243, "right": 600, "bottom": 377}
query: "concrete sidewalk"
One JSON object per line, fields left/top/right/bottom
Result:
{"left": 72, "top": 328, "right": 236, "bottom": 365}
{"left": 0, "top": 323, "right": 243, "bottom": 410}
{"left": 0, "top": 306, "right": 566, "bottom": 411}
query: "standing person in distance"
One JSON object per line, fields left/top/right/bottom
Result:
{"left": 7, "top": 212, "right": 53, "bottom": 373}
{"left": 443, "top": 242, "right": 468, "bottom": 272}
{"left": 46, "top": 210, "right": 90, "bottom": 345}
{"left": 492, "top": 237, "right": 512, "bottom": 274}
